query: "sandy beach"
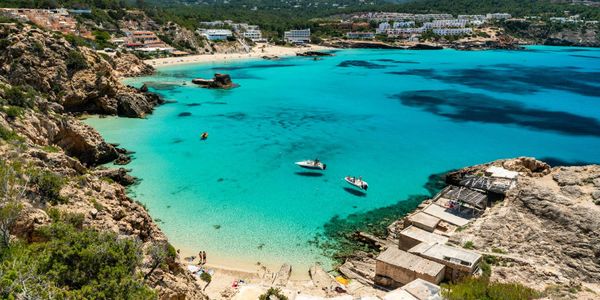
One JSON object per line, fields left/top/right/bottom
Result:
{"left": 144, "top": 44, "right": 334, "bottom": 67}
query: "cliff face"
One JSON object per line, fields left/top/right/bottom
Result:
{"left": 0, "top": 24, "right": 207, "bottom": 299}
{"left": 0, "top": 24, "right": 160, "bottom": 118}
{"left": 453, "top": 158, "right": 600, "bottom": 291}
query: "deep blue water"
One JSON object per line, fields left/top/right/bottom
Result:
{"left": 86, "top": 46, "right": 600, "bottom": 275}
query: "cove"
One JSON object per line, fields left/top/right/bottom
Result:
{"left": 86, "top": 46, "right": 600, "bottom": 277}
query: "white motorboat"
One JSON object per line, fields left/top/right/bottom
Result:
{"left": 295, "top": 160, "right": 326, "bottom": 170}
{"left": 344, "top": 176, "right": 368, "bottom": 191}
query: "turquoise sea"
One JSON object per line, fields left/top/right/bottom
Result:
{"left": 86, "top": 46, "right": 600, "bottom": 275}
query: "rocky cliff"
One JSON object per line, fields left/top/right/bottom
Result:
{"left": 0, "top": 24, "right": 206, "bottom": 299}
{"left": 0, "top": 24, "right": 160, "bottom": 118}
{"left": 451, "top": 158, "right": 600, "bottom": 295}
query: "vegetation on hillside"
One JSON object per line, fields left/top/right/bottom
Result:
{"left": 441, "top": 276, "right": 541, "bottom": 300}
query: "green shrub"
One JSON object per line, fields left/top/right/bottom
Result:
{"left": 91, "top": 198, "right": 105, "bottom": 212}
{"left": 3, "top": 85, "right": 36, "bottom": 108}
{"left": 0, "top": 125, "right": 23, "bottom": 142}
{"left": 31, "top": 169, "right": 66, "bottom": 205}
{"left": 441, "top": 277, "right": 540, "bottom": 300}
{"left": 0, "top": 222, "right": 157, "bottom": 299}
{"left": 259, "top": 287, "right": 288, "bottom": 300}
{"left": 66, "top": 50, "right": 88, "bottom": 71}
{"left": 41, "top": 145, "right": 60, "bottom": 153}
{"left": 200, "top": 271, "right": 211, "bottom": 283}
{"left": 463, "top": 241, "right": 475, "bottom": 249}
{"left": 2, "top": 105, "right": 25, "bottom": 118}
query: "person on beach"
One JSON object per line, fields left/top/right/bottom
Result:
{"left": 202, "top": 251, "right": 207, "bottom": 265}
{"left": 198, "top": 251, "right": 203, "bottom": 265}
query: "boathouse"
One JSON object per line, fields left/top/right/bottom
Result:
{"left": 409, "top": 243, "right": 482, "bottom": 281}
{"left": 404, "top": 211, "right": 441, "bottom": 232}
{"left": 375, "top": 247, "right": 446, "bottom": 288}
{"left": 398, "top": 225, "right": 448, "bottom": 251}
{"left": 384, "top": 278, "right": 442, "bottom": 300}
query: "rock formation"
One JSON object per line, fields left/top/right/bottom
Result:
{"left": 452, "top": 158, "right": 600, "bottom": 291}
{"left": 0, "top": 24, "right": 160, "bottom": 118}
{"left": 192, "top": 73, "right": 236, "bottom": 89}
{"left": 0, "top": 24, "right": 206, "bottom": 299}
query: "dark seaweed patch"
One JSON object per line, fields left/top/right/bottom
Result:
{"left": 387, "top": 65, "right": 600, "bottom": 97}
{"left": 178, "top": 112, "right": 192, "bottom": 117}
{"left": 142, "top": 81, "right": 179, "bottom": 91}
{"left": 374, "top": 58, "right": 419, "bottom": 64}
{"left": 392, "top": 90, "right": 600, "bottom": 137}
{"left": 217, "top": 112, "right": 247, "bottom": 121}
{"left": 185, "top": 103, "right": 202, "bottom": 107}
{"left": 570, "top": 54, "right": 600, "bottom": 59}
{"left": 171, "top": 138, "right": 184, "bottom": 144}
{"left": 540, "top": 157, "right": 600, "bottom": 167}
{"left": 204, "top": 101, "right": 227, "bottom": 105}
{"left": 338, "top": 60, "right": 387, "bottom": 69}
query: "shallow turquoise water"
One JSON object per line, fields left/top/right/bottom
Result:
{"left": 86, "top": 46, "right": 600, "bottom": 274}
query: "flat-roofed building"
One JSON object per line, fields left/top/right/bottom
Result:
{"left": 375, "top": 247, "right": 446, "bottom": 288}
{"left": 284, "top": 29, "right": 310, "bottom": 44}
{"left": 409, "top": 243, "right": 482, "bottom": 281}
{"left": 201, "top": 29, "right": 233, "bottom": 41}
{"left": 398, "top": 225, "right": 448, "bottom": 251}
{"left": 405, "top": 212, "right": 441, "bottom": 232}
{"left": 384, "top": 278, "right": 442, "bottom": 300}
{"left": 345, "top": 32, "right": 375, "bottom": 39}
{"left": 243, "top": 29, "right": 264, "bottom": 42}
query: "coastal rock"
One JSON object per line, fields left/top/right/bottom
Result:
{"left": 407, "top": 43, "right": 443, "bottom": 50}
{"left": 0, "top": 25, "right": 161, "bottom": 118}
{"left": 454, "top": 163, "right": 600, "bottom": 289}
{"left": 54, "top": 119, "right": 118, "bottom": 165}
{"left": 192, "top": 73, "right": 236, "bottom": 89}
{"left": 297, "top": 51, "right": 333, "bottom": 57}
{"left": 95, "top": 168, "right": 138, "bottom": 186}
{"left": 112, "top": 52, "right": 155, "bottom": 77}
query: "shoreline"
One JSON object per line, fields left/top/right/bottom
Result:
{"left": 144, "top": 44, "right": 335, "bottom": 68}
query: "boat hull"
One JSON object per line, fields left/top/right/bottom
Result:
{"left": 344, "top": 177, "right": 368, "bottom": 191}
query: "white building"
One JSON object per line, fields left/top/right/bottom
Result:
{"left": 486, "top": 13, "right": 512, "bottom": 20}
{"left": 376, "top": 22, "right": 391, "bottom": 34}
{"left": 432, "top": 28, "right": 473, "bottom": 36}
{"left": 284, "top": 29, "right": 311, "bottom": 44}
{"left": 243, "top": 29, "right": 265, "bottom": 42}
{"left": 201, "top": 29, "right": 233, "bottom": 41}
{"left": 393, "top": 21, "right": 415, "bottom": 28}
{"left": 345, "top": 32, "right": 375, "bottom": 39}
{"left": 423, "top": 19, "right": 467, "bottom": 29}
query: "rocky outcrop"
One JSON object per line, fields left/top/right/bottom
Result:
{"left": 0, "top": 25, "right": 160, "bottom": 118}
{"left": 112, "top": 52, "right": 155, "bottom": 77}
{"left": 192, "top": 73, "right": 236, "bottom": 89}
{"left": 454, "top": 159, "right": 600, "bottom": 289}
{"left": 297, "top": 51, "right": 334, "bottom": 57}
{"left": 544, "top": 28, "right": 600, "bottom": 47}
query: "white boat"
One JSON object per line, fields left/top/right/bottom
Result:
{"left": 345, "top": 176, "right": 368, "bottom": 191}
{"left": 295, "top": 160, "right": 326, "bottom": 170}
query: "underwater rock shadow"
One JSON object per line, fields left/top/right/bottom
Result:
{"left": 387, "top": 65, "right": 600, "bottom": 97}
{"left": 391, "top": 90, "right": 600, "bottom": 137}
{"left": 177, "top": 112, "right": 192, "bottom": 117}
{"left": 540, "top": 157, "right": 600, "bottom": 167}
{"left": 295, "top": 172, "right": 324, "bottom": 177}
{"left": 343, "top": 187, "right": 367, "bottom": 197}
{"left": 338, "top": 60, "right": 387, "bottom": 69}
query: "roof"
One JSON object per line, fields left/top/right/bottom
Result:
{"left": 486, "top": 166, "right": 519, "bottom": 179}
{"left": 441, "top": 186, "right": 487, "bottom": 210}
{"left": 415, "top": 243, "right": 482, "bottom": 267}
{"left": 384, "top": 289, "right": 419, "bottom": 300}
{"left": 400, "top": 226, "right": 448, "bottom": 245}
{"left": 458, "top": 176, "right": 514, "bottom": 194}
{"left": 377, "top": 247, "right": 445, "bottom": 278}
{"left": 423, "top": 204, "right": 469, "bottom": 227}
{"left": 402, "top": 278, "right": 442, "bottom": 300}
{"left": 408, "top": 212, "right": 440, "bottom": 231}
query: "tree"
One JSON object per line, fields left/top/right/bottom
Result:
{"left": 0, "top": 160, "right": 27, "bottom": 249}
{"left": 144, "top": 242, "right": 169, "bottom": 281}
